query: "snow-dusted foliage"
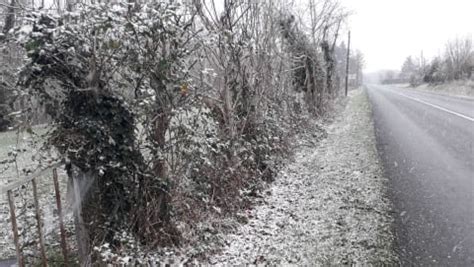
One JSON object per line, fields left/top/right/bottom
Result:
{"left": 16, "top": 2, "right": 196, "bottom": 261}
{"left": 5, "top": 0, "right": 352, "bottom": 264}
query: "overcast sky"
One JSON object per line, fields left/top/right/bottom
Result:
{"left": 340, "top": 0, "right": 474, "bottom": 73}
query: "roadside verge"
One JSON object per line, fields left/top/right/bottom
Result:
{"left": 209, "top": 88, "right": 398, "bottom": 265}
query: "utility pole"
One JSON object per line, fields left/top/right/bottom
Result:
{"left": 345, "top": 31, "right": 351, "bottom": 97}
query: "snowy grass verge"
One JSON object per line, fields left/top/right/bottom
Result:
{"left": 208, "top": 88, "right": 398, "bottom": 265}
{"left": 414, "top": 80, "right": 474, "bottom": 98}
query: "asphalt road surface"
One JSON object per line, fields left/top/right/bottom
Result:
{"left": 367, "top": 85, "right": 474, "bottom": 266}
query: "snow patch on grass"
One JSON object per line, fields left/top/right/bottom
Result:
{"left": 209, "top": 88, "right": 398, "bottom": 265}
{"left": 415, "top": 80, "right": 474, "bottom": 98}
{"left": 0, "top": 127, "right": 71, "bottom": 262}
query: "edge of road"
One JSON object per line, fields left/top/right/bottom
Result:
{"left": 387, "top": 89, "right": 474, "bottom": 122}
{"left": 364, "top": 85, "right": 401, "bottom": 264}
{"left": 390, "top": 84, "right": 474, "bottom": 102}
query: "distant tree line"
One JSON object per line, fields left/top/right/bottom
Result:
{"left": 398, "top": 36, "right": 473, "bottom": 86}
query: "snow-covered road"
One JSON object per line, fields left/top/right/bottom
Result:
{"left": 210, "top": 89, "right": 397, "bottom": 265}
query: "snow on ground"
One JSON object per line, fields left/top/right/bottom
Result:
{"left": 209, "top": 88, "right": 398, "bottom": 265}
{"left": 0, "top": 127, "right": 72, "bottom": 262}
{"left": 0, "top": 89, "right": 398, "bottom": 264}
{"left": 415, "top": 80, "right": 474, "bottom": 98}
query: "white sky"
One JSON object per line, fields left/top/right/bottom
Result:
{"left": 340, "top": 0, "right": 474, "bottom": 73}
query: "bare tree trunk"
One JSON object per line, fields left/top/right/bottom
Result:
{"left": 66, "top": 0, "right": 74, "bottom": 12}
{"left": 2, "top": 0, "right": 16, "bottom": 35}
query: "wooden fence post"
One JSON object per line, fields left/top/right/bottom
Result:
{"left": 345, "top": 30, "right": 351, "bottom": 97}
{"left": 32, "top": 178, "right": 48, "bottom": 266}
{"left": 7, "top": 189, "right": 24, "bottom": 267}
{"left": 53, "top": 168, "right": 69, "bottom": 266}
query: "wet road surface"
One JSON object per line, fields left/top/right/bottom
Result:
{"left": 367, "top": 85, "right": 474, "bottom": 266}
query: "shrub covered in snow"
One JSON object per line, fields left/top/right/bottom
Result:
{"left": 4, "top": 0, "right": 350, "bottom": 264}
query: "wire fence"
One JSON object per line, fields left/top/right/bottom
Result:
{"left": 0, "top": 163, "right": 76, "bottom": 266}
